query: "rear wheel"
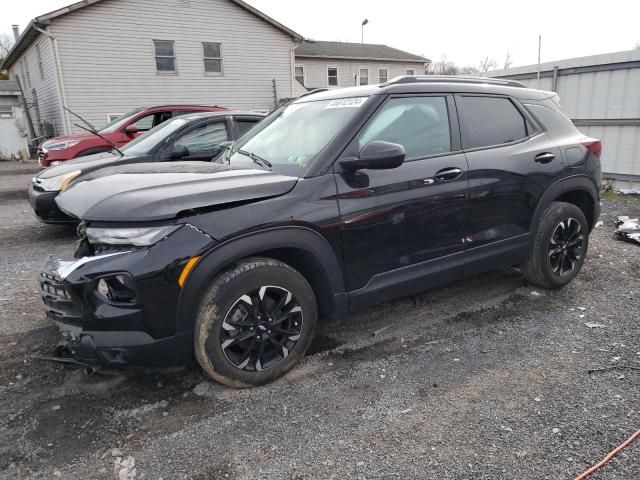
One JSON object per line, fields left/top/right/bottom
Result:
{"left": 522, "top": 201, "right": 589, "bottom": 289}
{"left": 194, "top": 258, "right": 317, "bottom": 388}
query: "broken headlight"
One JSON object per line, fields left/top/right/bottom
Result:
{"left": 86, "top": 225, "right": 180, "bottom": 246}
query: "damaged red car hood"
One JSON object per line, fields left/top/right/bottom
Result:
{"left": 55, "top": 162, "right": 298, "bottom": 222}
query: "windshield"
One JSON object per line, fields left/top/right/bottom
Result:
{"left": 120, "top": 118, "right": 189, "bottom": 156}
{"left": 98, "top": 108, "right": 145, "bottom": 133}
{"left": 228, "top": 97, "right": 369, "bottom": 175}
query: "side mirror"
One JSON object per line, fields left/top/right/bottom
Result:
{"left": 340, "top": 141, "right": 405, "bottom": 171}
{"left": 169, "top": 145, "right": 189, "bottom": 160}
{"left": 124, "top": 124, "right": 139, "bottom": 135}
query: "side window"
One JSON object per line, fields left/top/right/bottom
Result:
{"left": 460, "top": 96, "right": 528, "bottom": 149}
{"left": 236, "top": 119, "right": 259, "bottom": 137}
{"left": 174, "top": 121, "right": 229, "bottom": 155}
{"left": 131, "top": 114, "right": 155, "bottom": 131}
{"left": 153, "top": 40, "right": 176, "bottom": 73}
{"left": 153, "top": 111, "right": 173, "bottom": 127}
{"left": 359, "top": 96, "right": 451, "bottom": 159}
{"left": 327, "top": 67, "right": 338, "bottom": 86}
{"left": 359, "top": 68, "right": 369, "bottom": 86}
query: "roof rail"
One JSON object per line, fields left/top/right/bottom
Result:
{"left": 297, "top": 88, "right": 330, "bottom": 99}
{"left": 381, "top": 75, "right": 525, "bottom": 88}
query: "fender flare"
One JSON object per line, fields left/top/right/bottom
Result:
{"left": 530, "top": 174, "right": 599, "bottom": 236}
{"left": 175, "top": 226, "right": 347, "bottom": 332}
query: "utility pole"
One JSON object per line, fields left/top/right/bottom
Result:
{"left": 361, "top": 19, "right": 368, "bottom": 44}
{"left": 537, "top": 35, "right": 542, "bottom": 88}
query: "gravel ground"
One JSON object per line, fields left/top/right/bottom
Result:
{"left": 0, "top": 168, "right": 638, "bottom": 480}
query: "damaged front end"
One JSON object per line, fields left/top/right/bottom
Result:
{"left": 38, "top": 222, "right": 216, "bottom": 370}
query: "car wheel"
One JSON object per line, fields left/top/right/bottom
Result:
{"left": 522, "top": 201, "right": 589, "bottom": 289}
{"left": 194, "top": 257, "right": 317, "bottom": 388}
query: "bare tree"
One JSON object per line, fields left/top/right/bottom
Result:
{"left": 478, "top": 56, "right": 497, "bottom": 75}
{"left": 503, "top": 51, "right": 513, "bottom": 70}
{"left": 0, "top": 32, "right": 15, "bottom": 64}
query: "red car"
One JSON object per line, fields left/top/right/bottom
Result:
{"left": 38, "top": 105, "right": 226, "bottom": 168}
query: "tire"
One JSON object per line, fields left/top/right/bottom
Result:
{"left": 194, "top": 257, "right": 317, "bottom": 388}
{"left": 522, "top": 201, "right": 589, "bottom": 289}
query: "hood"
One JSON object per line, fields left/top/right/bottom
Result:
{"left": 55, "top": 162, "right": 299, "bottom": 222}
{"left": 37, "top": 151, "right": 123, "bottom": 179}
{"left": 41, "top": 132, "right": 95, "bottom": 147}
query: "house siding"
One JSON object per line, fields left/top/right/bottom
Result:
{"left": 50, "top": 0, "right": 296, "bottom": 132}
{"left": 8, "top": 34, "right": 65, "bottom": 138}
{"left": 294, "top": 58, "right": 425, "bottom": 89}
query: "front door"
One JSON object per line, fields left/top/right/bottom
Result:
{"left": 334, "top": 94, "right": 469, "bottom": 309}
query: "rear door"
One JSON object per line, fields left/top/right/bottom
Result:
{"left": 457, "top": 94, "right": 564, "bottom": 272}
{"left": 335, "top": 94, "right": 469, "bottom": 307}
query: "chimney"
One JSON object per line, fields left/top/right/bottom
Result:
{"left": 12, "top": 25, "right": 20, "bottom": 42}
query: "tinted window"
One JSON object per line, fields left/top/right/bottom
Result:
{"left": 359, "top": 96, "right": 451, "bottom": 159}
{"left": 524, "top": 103, "right": 577, "bottom": 142}
{"left": 461, "top": 96, "right": 527, "bottom": 149}
{"left": 174, "top": 121, "right": 229, "bottom": 155}
{"left": 236, "top": 119, "right": 259, "bottom": 137}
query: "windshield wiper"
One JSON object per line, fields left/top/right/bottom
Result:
{"left": 236, "top": 149, "right": 272, "bottom": 170}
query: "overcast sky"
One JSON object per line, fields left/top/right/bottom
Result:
{"left": 3, "top": 0, "right": 639, "bottom": 67}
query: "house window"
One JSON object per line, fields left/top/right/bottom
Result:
{"left": 153, "top": 40, "right": 176, "bottom": 72}
{"left": 203, "top": 42, "right": 222, "bottom": 73}
{"left": 36, "top": 44, "right": 45, "bottom": 80}
{"left": 328, "top": 67, "right": 338, "bottom": 86}
{"left": 295, "top": 65, "right": 305, "bottom": 85}
{"left": 0, "top": 106, "right": 13, "bottom": 118}
{"left": 406, "top": 69, "right": 415, "bottom": 76}
{"left": 379, "top": 68, "right": 388, "bottom": 83}
{"left": 359, "top": 68, "right": 369, "bottom": 86}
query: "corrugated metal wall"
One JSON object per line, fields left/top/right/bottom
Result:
{"left": 489, "top": 50, "right": 640, "bottom": 180}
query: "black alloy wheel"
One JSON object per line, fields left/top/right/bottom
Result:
{"left": 220, "top": 286, "right": 303, "bottom": 372}
{"left": 194, "top": 257, "right": 317, "bottom": 388}
{"left": 547, "top": 218, "right": 584, "bottom": 277}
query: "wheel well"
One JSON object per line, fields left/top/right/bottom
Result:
{"left": 554, "top": 190, "right": 595, "bottom": 229}
{"left": 250, "top": 248, "right": 336, "bottom": 320}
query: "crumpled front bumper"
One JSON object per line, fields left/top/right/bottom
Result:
{"left": 38, "top": 224, "right": 215, "bottom": 369}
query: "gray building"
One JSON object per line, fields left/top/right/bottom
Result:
{"left": 294, "top": 40, "right": 429, "bottom": 91}
{"left": 488, "top": 49, "right": 640, "bottom": 189}
{"left": 0, "top": 80, "right": 30, "bottom": 160}
{"left": 1, "top": 0, "right": 303, "bottom": 140}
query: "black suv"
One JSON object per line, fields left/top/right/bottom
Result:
{"left": 40, "top": 76, "right": 602, "bottom": 387}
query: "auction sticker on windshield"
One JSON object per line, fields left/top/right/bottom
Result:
{"left": 325, "top": 97, "right": 368, "bottom": 109}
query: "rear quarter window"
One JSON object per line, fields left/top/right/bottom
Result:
{"left": 460, "top": 96, "right": 528, "bottom": 149}
{"left": 524, "top": 103, "right": 579, "bottom": 142}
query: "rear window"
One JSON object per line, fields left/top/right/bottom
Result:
{"left": 460, "top": 96, "right": 528, "bottom": 149}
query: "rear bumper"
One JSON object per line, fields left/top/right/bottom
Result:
{"left": 28, "top": 186, "right": 76, "bottom": 223}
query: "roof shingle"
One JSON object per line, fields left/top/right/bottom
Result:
{"left": 295, "top": 40, "right": 429, "bottom": 63}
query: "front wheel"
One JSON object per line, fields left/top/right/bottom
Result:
{"left": 194, "top": 258, "right": 317, "bottom": 388}
{"left": 522, "top": 201, "right": 589, "bottom": 289}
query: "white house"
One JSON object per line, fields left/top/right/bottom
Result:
{"left": 0, "top": 80, "right": 30, "bottom": 160}
{"left": 1, "top": 0, "right": 303, "bottom": 140}
{"left": 294, "top": 40, "right": 429, "bottom": 91}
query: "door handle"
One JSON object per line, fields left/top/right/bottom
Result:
{"left": 434, "top": 167, "right": 463, "bottom": 182}
{"left": 535, "top": 152, "right": 555, "bottom": 164}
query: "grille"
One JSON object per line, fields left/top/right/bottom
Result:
{"left": 39, "top": 271, "right": 82, "bottom": 324}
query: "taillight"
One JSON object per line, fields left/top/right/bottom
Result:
{"left": 582, "top": 139, "right": 602, "bottom": 159}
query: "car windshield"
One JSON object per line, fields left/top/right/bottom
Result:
{"left": 98, "top": 108, "right": 145, "bottom": 133}
{"left": 120, "top": 117, "right": 190, "bottom": 156}
{"left": 228, "top": 97, "right": 369, "bottom": 175}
